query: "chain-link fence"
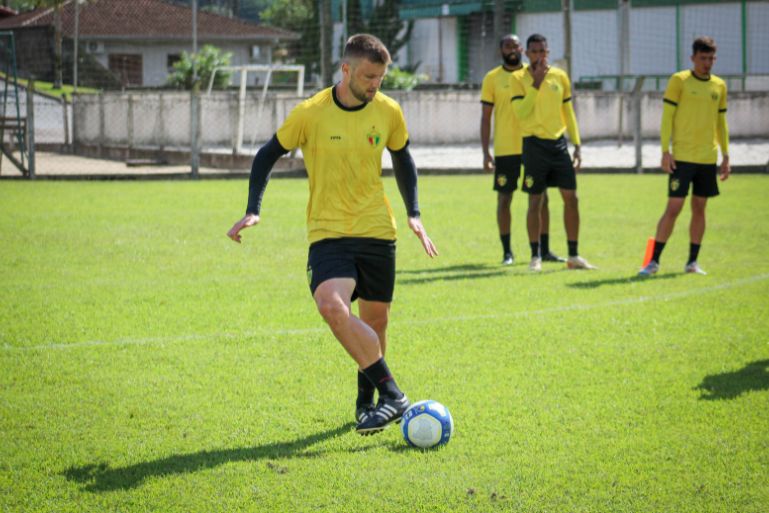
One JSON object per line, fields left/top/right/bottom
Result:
{"left": 0, "top": 0, "right": 767, "bottom": 178}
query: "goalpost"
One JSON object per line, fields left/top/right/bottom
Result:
{"left": 206, "top": 64, "right": 305, "bottom": 154}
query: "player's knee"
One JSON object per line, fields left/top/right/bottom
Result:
{"left": 365, "top": 315, "right": 389, "bottom": 336}
{"left": 316, "top": 296, "right": 350, "bottom": 326}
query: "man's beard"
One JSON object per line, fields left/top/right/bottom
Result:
{"left": 503, "top": 53, "right": 521, "bottom": 67}
{"left": 350, "top": 79, "right": 375, "bottom": 103}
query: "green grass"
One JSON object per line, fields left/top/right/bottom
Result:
{"left": 1, "top": 175, "right": 768, "bottom": 512}
{"left": 0, "top": 73, "right": 99, "bottom": 101}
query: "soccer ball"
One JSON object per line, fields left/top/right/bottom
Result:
{"left": 401, "top": 400, "right": 453, "bottom": 449}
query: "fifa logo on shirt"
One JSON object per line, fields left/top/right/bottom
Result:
{"left": 367, "top": 127, "right": 381, "bottom": 147}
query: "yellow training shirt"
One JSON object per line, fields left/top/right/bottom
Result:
{"left": 661, "top": 70, "right": 728, "bottom": 164}
{"left": 480, "top": 64, "right": 527, "bottom": 156}
{"left": 510, "top": 66, "right": 580, "bottom": 145}
{"left": 276, "top": 86, "right": 409, "bottom": 244}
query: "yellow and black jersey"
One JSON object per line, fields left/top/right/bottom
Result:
{"left": 510, "top": 66, "right": 580, "bottom": 145}
{"left": 661, "top": 70, "right": 728, "bottom": 164}
{"left": 480, "top": 64, "right": 527, "bottom": 156}
{"left": 276, "top": 86, "right": 409, "bottom": 244}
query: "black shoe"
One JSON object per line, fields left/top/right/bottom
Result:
{"left": 355, "top": 403, "right": 375, "bottom": 424}
{"left": 542, "top": 252, "right": 566, "bottom": 263}
{"left": 356, "top": 395, "right": 410, "bottom": 435}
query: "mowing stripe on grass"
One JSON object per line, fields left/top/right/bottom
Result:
{"left": 3, "top": 272, "right": 768, "bottom": 353}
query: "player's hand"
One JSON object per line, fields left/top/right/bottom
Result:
{"left": 572, "top": 145, "right": 582, "bottom": 172}
{"left": 483, "top": 152, "right": 495, "bottom": 173}
{"left": 408, "top": 217, "right": 438, "bottom": 258}
{"left": 661, "top": 152, "right": 676, "bottom": 174}
{"left": 227, "top": 213, "right": 260, "bottom": 243}
{"left": 719, "top": 155, "right": 730, "bottom": 181}
{"left": 531, "top": 57, "right": 549, "bottom": 89}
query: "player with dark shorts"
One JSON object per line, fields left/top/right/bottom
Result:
{"left": 510, "top": 33, "right": 595, "bottom": 271}
{"left": 308, "top": 238, "right": 396, "bottom": 302}
{"left": 639, "top": 36, "right": 730, "bottom": 276}
{"left": 227, "top": 34, "right": 438, "bottom": 436}
{"left": 481, "top": 34, "right": 562, "bottom": 266}
{"left": 493, "top": 155, "right": 522, "bottom": 194}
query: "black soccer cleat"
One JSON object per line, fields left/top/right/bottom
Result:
{"left": 355, "top": 403, "right": 375, "bottom": 424}
{"left": 542, "top": 252, "right": 566, "bottom": 263}
{"left": 356, "top": 395, "right": 410, "bottom": 436}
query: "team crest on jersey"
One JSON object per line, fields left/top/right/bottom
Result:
{"left": 497, "top": 175, "right": 507, "bottom": 187}
{"left": 711, "top": 92, "right": 718, "bottom": 101}
{"left": 525, "top": 175, "right": 534, "bottom": 188}
{"left": 367, "top": 127, "right": 381, "bottom": 147}
{"left": 670, "top": 179, "right": 680, "bottom": 192}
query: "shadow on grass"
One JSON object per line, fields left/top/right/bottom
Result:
{"left": 397, "top": 262, "right": 509, "bottom": 285}
{"left": 63, "top": 421, "right": 354, "bottom": 492}
{"left": 566, "top": 272, "right": 681, "bottom": 289}
{"left": 694, "top": 360, "right": 769, "bottom": 400}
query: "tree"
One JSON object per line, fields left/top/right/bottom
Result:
{"left": 260, "top": 0, "right": 320, "bottom": 77}
{"left": 345, "top": 0, "right": 413, "bottom": 61}
{"left": 167, "top": 45, "right": 233, "bottom": 90}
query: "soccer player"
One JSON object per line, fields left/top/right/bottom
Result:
{"left": 638, "top": 36, "right": 730, "bottom": 276}
{"left": 480, "top": 34, "right": 563, "bottom": 265}
{"left": 227, "top": 34, "right": 438, "bottom": 435}
{"left": 510, "top": 34, "right": 595, "bottom": 272}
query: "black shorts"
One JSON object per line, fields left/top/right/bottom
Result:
{"left": 668, "top": 161, "right": 719, "bottom": 198}
{"left": 521, "top": 136, "right": 576, "bottom": 194}
{"left": 307, "top": 237, "right": 396, "bottom": 302}
{"left": 493, "top": 155, "right": 522, "bottom": 193}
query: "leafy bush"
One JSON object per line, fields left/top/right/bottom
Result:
{"left": 382, "top": 66, "right": 427, "bottom": 91}
{"left": 167, "top": 45, "right": 232, "bottom": 90}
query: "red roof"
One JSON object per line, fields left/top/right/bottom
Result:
{"left": 0, "top": 0, "right": 298, "bottom": 41}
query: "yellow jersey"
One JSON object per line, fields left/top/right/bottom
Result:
{"left": 510, "top": 66, "right": 580, "bottom": 145}
{"left": 276, "top": 86, "right": 409, "bottom": 244}
{"left": 661, "top": 70, "right": 728, "bottom": 164}
{"left": 480, "top": 64, "right": 527, "bottom": 156}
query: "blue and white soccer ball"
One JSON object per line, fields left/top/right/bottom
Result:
{"left": 401, "top": 400, "right": 454, "bottom": 449}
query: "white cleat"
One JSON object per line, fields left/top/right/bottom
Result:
{"left": 502, "top": 253, "right": 514, "bottom": 265}
{"left": 567, "top": 255, "right": 597, "bottom": 270}
{"left": 529, "top": 256, "right": 542, "bottom": 272}
{"left": 638, "top": 261, "right": 659, "bottom": 277}
{"left": 684, "top": 261, "right": 707, "bottom": 275}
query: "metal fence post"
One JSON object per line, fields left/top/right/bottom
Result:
{"left": 190, "top": 85, "right": 200, "bottom": 178}
{"left": 632, "top": 76, "right": 645, "bottom": 174}
{"left": 26, "top": 81, "right": 35, "bottom": 179}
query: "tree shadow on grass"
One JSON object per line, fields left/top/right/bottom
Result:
{"left": 63, "top": 421, "right": 354, "bottom": 492}
{"left": 566, "top": 272, "right": 681, "bottom": 289}
{"left": 694, "top": 360, "right": 769, "bottom": 400}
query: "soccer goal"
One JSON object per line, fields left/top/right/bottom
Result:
{"left": 206, "top": 64, "right": 305, "bottom": 154}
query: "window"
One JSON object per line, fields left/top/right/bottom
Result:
{"left": 108, "top": 54, "right": 143, "bottom": 86}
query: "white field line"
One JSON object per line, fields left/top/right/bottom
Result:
{"left": 3, "top": 273, "right": 768, "bottom": 353}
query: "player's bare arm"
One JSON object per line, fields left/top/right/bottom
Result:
{"left": 481, "top": 103, "right": 495, "bottom": 172}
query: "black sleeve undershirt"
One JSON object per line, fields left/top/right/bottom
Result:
{"left": 246, "top": 134, "right": 289, "bottom": 215}
{"left": 389, "top": 142, "right": 420, "bottom": 218}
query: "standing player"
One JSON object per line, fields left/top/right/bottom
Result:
{"left": 510, "top": 34, "right": 595, "bottom": 272}
{"left": 638, "top": 36, "right": 729, "bottom": 276}
{"left": 480, "top": 34, "right": 563, "bottom": 265}
{"left": 227, "top": 34, "right": 438, "bottom": 435}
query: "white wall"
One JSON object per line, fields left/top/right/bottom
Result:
{"left": 407, "top": 17, "right": 458, "bottom": 82}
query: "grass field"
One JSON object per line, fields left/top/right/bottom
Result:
{"left": 1, "top": 174, "right": 768, "bottom": 512}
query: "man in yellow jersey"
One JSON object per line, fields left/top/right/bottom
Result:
{"left": 227, "top": 34, "right": 438, "bottom": 435}
{"left": 638, "top": 36, "right": 730, "bottom": 276}
{"left": 510, "top": 33, "right": 595, "bottom": 272}
{"left": 480, "top": 34, "right": 563, "bottom": 266}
